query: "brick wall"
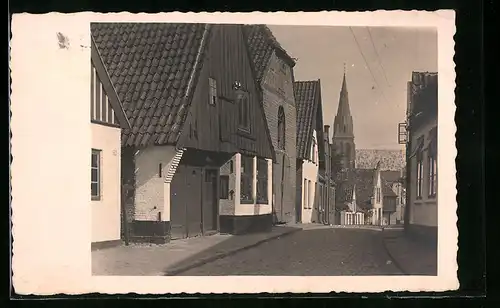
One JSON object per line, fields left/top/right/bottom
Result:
{"left": 133, "top": 145, "right": 178, "bottom": 221}
{"left": 261, "top": 53, "right": 297, "bottom": 223}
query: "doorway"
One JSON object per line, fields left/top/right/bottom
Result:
{"left": 202, "top": 168, "right": 218, "bottom": 234}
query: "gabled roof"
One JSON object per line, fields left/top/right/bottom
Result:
{"left": 90, "top": 22, "right": 210, "bottom": 147}
{"left": 294, "top": 80, "right": 324, "bottom": 160}
{"left": 243, "top": 25, "right": 296, "bottom": 84}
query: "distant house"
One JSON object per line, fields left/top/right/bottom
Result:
{"left": 405, "top": 72, "right": 438, "bottom": 245}
{"left": 294, "top": 80, "right": 333, "bottom": 224}
{"left": 90, "top": 37, "right": 131, "bottom": 249}
{"left": 335, "top": 162, "right": 397, "bottom": 225}
{"left": 91, "top": 23, "right": 276, "bottom": 243}
{"left": 243, "top": 25, "right": 298, "bottom": 225}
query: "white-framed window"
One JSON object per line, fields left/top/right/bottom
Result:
{"left": 240, "top": 155, "right": 253, "bottom": 203}
{"left": 428, "top": 154, "right": 437, "bottom": 198}
{"left": 256, "top": 158, "right": 268, "bottom": 204}
{"left": 91, "top": 149, "right": 101, "bottom": 200}
{"left": 308, "top": 180, "right": 312, "bottom": 209}
{"left": 376, "top": 187, "right": 381, "bottom": 203}
{"left": 209, "top": 77, "right": 217, "bottom": 106}
{"left": 303, "top": 178, "right": 308, "bottom": 209}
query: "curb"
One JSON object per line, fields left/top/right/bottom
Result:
{"left": 380, "top": 229, "right": 409, "bottom": 275}
{"left": 163, "top": 227, "right": 303, "bottom": 276}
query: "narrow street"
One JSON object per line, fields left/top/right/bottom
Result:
{"left": 177, "top": 228, "right": 403, "bottom": 276}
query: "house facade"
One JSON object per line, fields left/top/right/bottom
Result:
{"left": 405, "top": 72, "right": 438, "bottom": 245}
{"left": 90, "top": 37, "right": 131, "bottom": 249}
{"left": 294, "top": 80, "right": 333, "bottom": 224}
{"left": 92, "top": 23, "right": 276, "bottom": 243}
{"left": 243, "top": 25, "right": 298, "bottom": 225}
{"left": 381, "top": 170, "right": 405, "bottom": 224}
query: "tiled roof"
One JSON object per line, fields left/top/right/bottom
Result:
{"left": 243, "top": 25, "right": 295, "bottom": 84}
{"left": 294, "top": 80, "right": 322, "bottom": 160}
{"left": 355, "top": 149, "right": 406, "bottom": 171}
{"left": 91, "top": 22, "right": 210, "bottom": 147}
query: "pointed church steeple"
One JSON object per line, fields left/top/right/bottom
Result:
{"left": 332, "top": 65, "right": 356, "bottom": 170}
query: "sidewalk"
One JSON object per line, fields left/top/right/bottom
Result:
{"left": 92, "top": 225, "right": 301, "bottom": 276}
{"left": 382, "top": 228, "right": 437, "bottom": 275}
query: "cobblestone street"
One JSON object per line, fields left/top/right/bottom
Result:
{"left": 177, "top": 228, "right": 403, "bottom": 276}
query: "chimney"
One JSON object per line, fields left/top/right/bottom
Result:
{"left": 323, "top": 125, "right": 330, "bottom": 141}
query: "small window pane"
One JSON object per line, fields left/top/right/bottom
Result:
{"left": 91, "top": 168, "right": 98, "bottom": 182}
{"left": 91, "top": 152, "right": 98, "bottom": 167}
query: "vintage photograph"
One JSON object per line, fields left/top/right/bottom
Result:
{"left": 89, "top": 22, "right": 438, "bottom": 276}
{"left": 11, "top": 11, "right": 457, "bottom": 294}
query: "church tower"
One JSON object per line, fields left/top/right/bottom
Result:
{"left": 332, "top": 65, "right": 356, "bottom": 170}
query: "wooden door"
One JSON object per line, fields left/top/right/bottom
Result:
{"left": 170, "top": 165, "right": 188, "bottom": 239}
{"left": 202, "top": 168, "right": 218, "bottom": 233}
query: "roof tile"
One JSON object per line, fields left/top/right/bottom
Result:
{"left": 294, "top": 80, "right": 320, "bottom": 159}
{"left": 243, "top": 25, "right": 295, "bottom": 84}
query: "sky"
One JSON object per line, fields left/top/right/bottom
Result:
{"left": 268, "top": 25, "right": 438, "bottom": 150}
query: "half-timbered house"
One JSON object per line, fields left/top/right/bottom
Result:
{"left": 91, "top": 23, "right": 275, "bottom": 243}
{"left": 243, "top": 25, "right": 298, "bottom": 225}
{"left": 90, "top": 37, "right": 131, "bottom": 249}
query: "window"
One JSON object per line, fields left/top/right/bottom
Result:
{"left": 209, "top": 77, "right": 217, "bottom": 105}
{"left": 238, "top": 92, "right": 250, "bottom": 131}
{"left": 428, "top": 154, "right": 437, "bottom": 197}
{"left": 240, "top": 155, "right": 253, "bottom": 203}
{"left": 256, "top": 158, "right": 268, "bottom": 203}
{"left": 376, "top": 187, "right": 381, "bottom": 203}
{"left": 345, "top": 143, "right": 351, "bottom": 166}
{"left": 303, "top": 179, "right": 307, "bottom": 209}
{"left": 416, "top": 138, "right": 424, "bottom": 199}
{"left": 91, "top": 149, "right": 101, "bottom": 200}
{"left": 307, "top": 180, "right": 314, "bottom": 209}
{"left": 91, "top": 63, "right": 117, "bottom": 126}
{"left": 277, "top": 106, "right": 285, "bottom": 150}
{"left": 220, "top": 175, "right": 230, "bottom": 199}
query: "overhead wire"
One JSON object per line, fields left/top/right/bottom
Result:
{"left": 348, "top": 26, "right": 389, "bottom": 105}
{"left": 366, "top": 27, "right": 391, "bottom": 87}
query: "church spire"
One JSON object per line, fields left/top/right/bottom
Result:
{"left": 334, "top": 67, "right": 353, "bottom": 135}
{"left": 332, "top": 66, "right": 356, "bottom": 170}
